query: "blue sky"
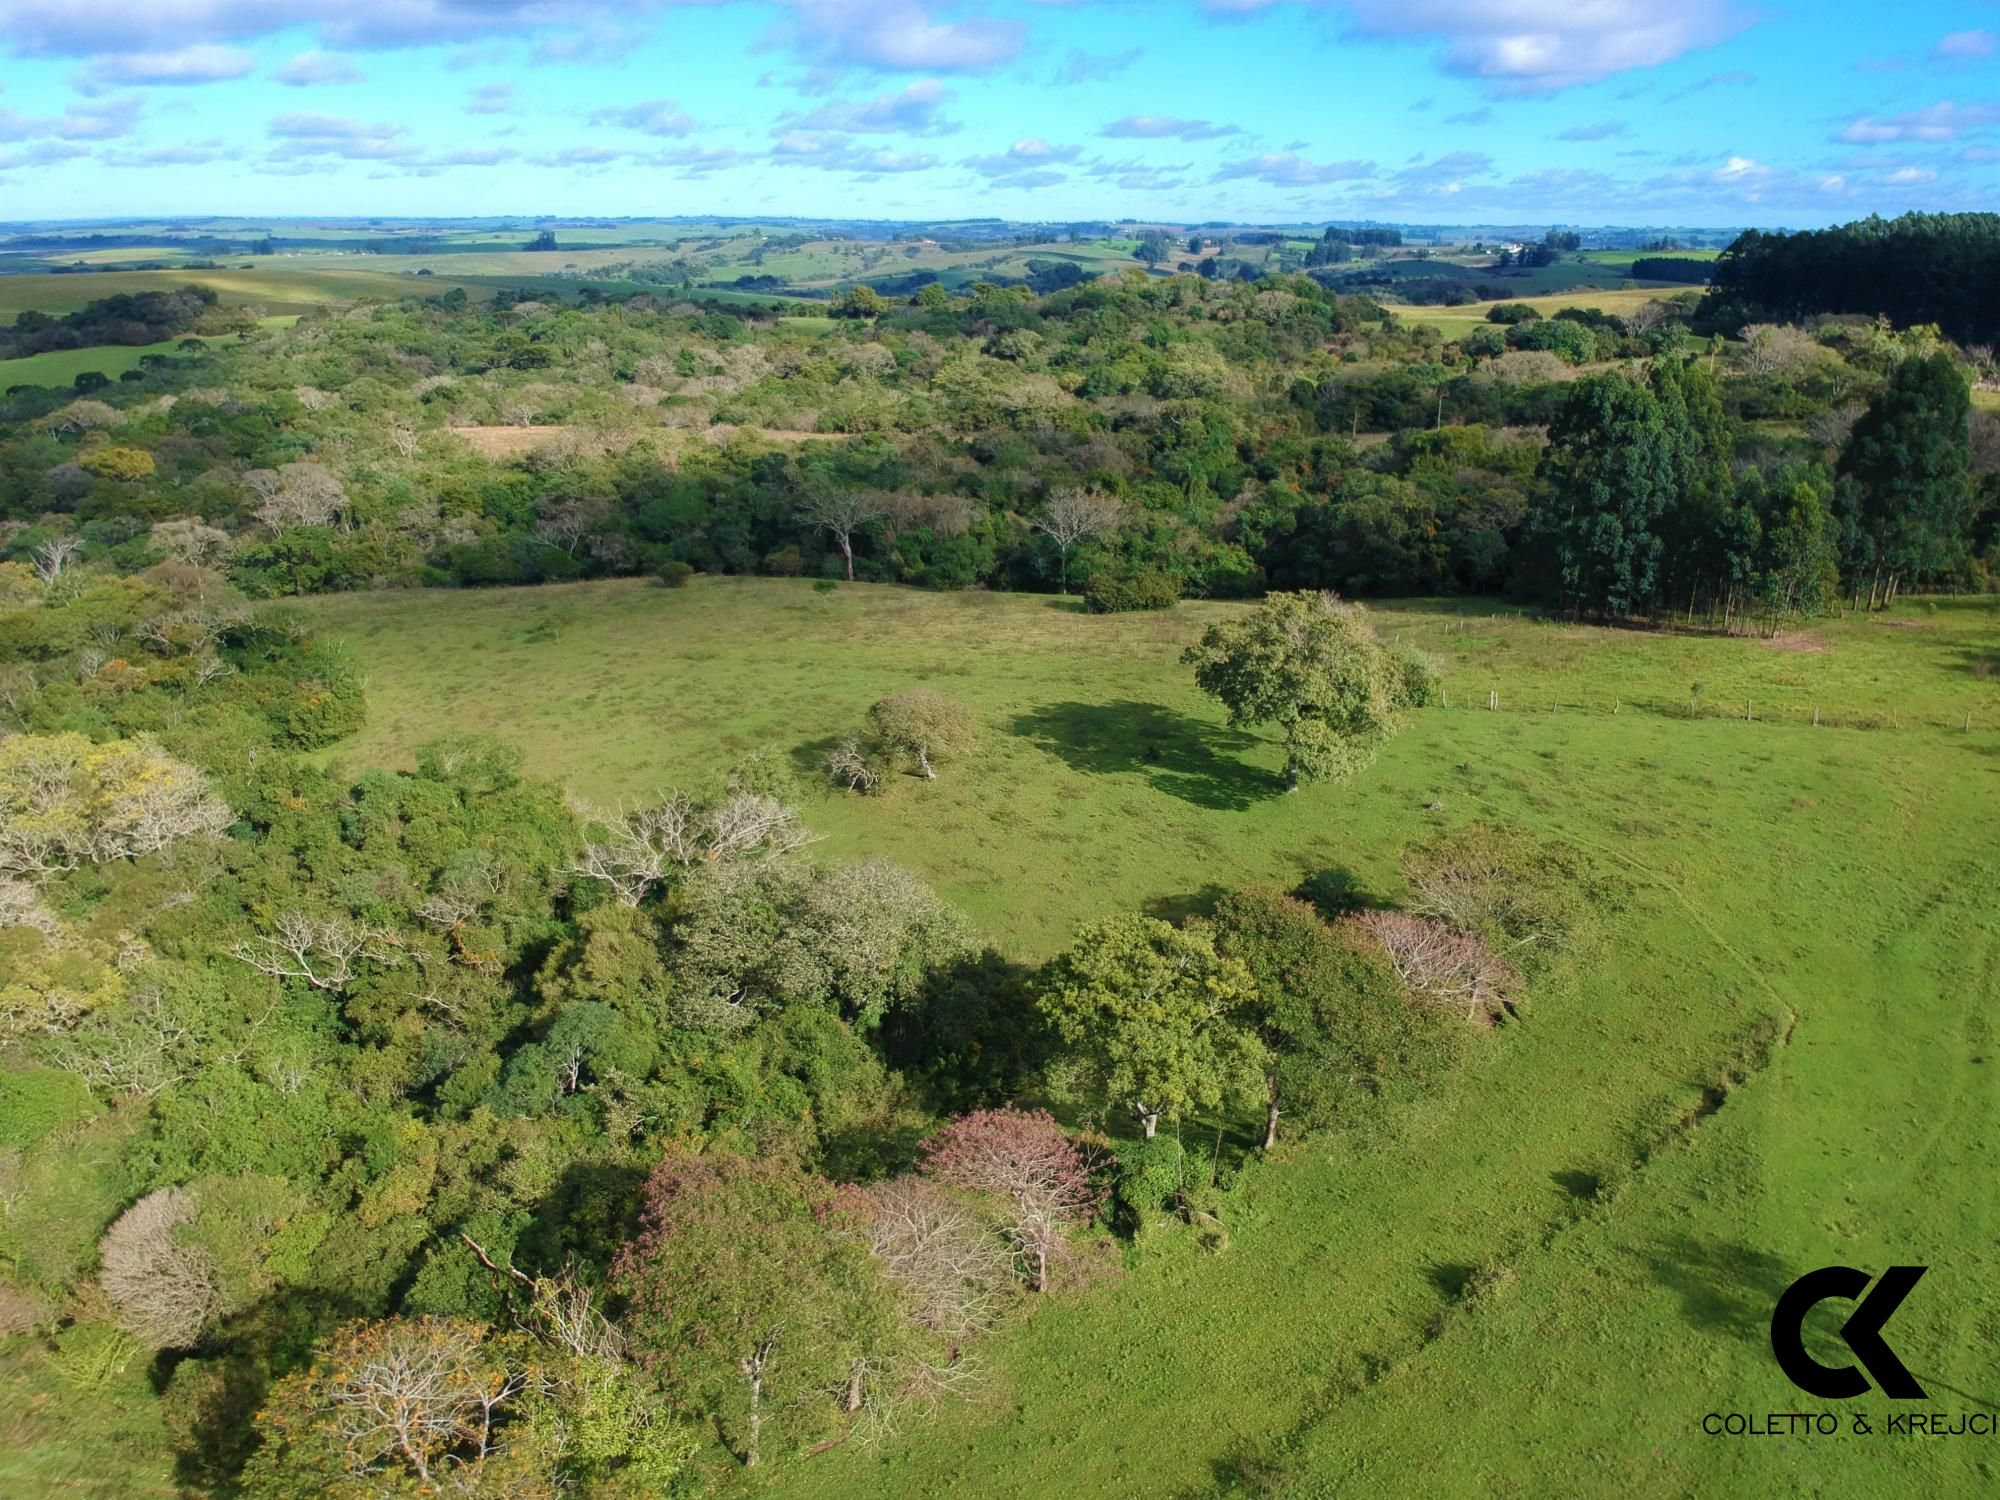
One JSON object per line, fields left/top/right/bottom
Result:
{"left": 0, "top": 1, "right": 1996, "bottom": 227}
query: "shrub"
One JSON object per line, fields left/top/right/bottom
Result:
{"left": 1390, "top": 646, "right": 1443, "bottom": 707}
{"left": 1084, "top": 565, "right": 1178, "bottom": 614}
{"left": 1486, "top": 302, "right": 1540, "bottom": 325}
{"left": 655, "top": 559, "right": 694, "bottom": 588}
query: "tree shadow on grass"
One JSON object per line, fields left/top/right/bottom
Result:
{"left": 1645, "top": 1234, "right": 1833, "bottom": 1355}
{"left": 1010, "top": 700, "right": 1274, "bottom": 811}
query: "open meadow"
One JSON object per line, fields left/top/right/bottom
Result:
{"left": 279, "top": 578, "right": 2000, "bottom": 1498}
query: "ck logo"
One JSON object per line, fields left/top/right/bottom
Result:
{"left": 1770, "top": 1265, "right": 1928, "bottom": 1399}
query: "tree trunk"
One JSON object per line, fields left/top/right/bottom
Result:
{"left": 1263, "top": 1079, "right": 1281, "bottom": 1151}
{"left": 1138, "top": 1106, "right": 1159, "bottom": 1140}
{"left": 1284, "top": 760, "right": 1300, "bottom": 794}
{"left": 918, "top": 747, "right": 935, "bottom": 780}
{"left": 845, "top": 1359, "right": 865, "bottom": 1415}
{"left": 740, "top": 1342, "right": 772, "bottom": 1469}
{"left": 841, "top": 534, "right": 855, "bottom": 582}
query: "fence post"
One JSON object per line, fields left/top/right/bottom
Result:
{"left": 1812, "top": 705, "right": 1819, "bottom": 727}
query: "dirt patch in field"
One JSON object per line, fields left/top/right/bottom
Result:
{"left": 1872, "top": 616, "right": 1933, "bottom": 630}
{"left": 1763, "top": 631, "right": 1829, "bottom": 654}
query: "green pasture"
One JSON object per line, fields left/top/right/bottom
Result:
{"left": 282, "top": 578, "right": 1997, "bottom": 1497}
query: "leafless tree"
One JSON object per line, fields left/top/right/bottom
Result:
{"left": 459, "top": 1233, "right": 626, "bottom": 1364}
{"left": 566, "top": 793, "right": 815, "bottom": 906}
{"left": 1352, "top": 910, "right": 1515, "bottom": 1024}
{"left": 150, "top": 517, "right": 235, "bottom": 569}
{"left": 232, "top": 911, "right": 403, "bottom": 993}
{"left": 99, "top": 1186, "right": 224, "bottom": 1348}
{"left": 32, "top": 536, "right": 82, "bottom": 582}
{"left": 1805, "top": 404, "right": 1865, "bottom": 453}
{"left": 252, "top": 461, "right": 349, "bottom": 532}
{"left": 43, "top": 399, "right": 119, "bottom": 435}
{"left": 859, "top": 1178, "right": 1013, "bottom": 1340}
{"left": 326, "top": 1319, "right": 525, "bottom": 1486}
{"left": 0, "top": 734, "right": 233, "bottom": 880}
{"left": 799, "top": 483, "right": 887, "bottom": 581}
{"left": 826, "top": 738, "right": 879, "bottom": 792}
{"left": 920, "top": 1110, "right": 1102, "bottom": 1293}
{"left": 1737, "top": 323, "right": 1822, "bottom": 379}
{"left": 1031, "top": 487, "right": 1123, "bottom": 594}
{"left": 1621, "top": 299, "right": 1675, "bottom": 336}
{"left": 534, "top": 496, "right": 611, "bottom": 557}
{"left": 0, "top": 875, "right": 58, "bottom": 938}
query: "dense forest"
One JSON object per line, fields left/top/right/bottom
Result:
{"left": 3, "top": 253, "right": 1995, "bottom": 625}
{"left": 1699, "top": 211, "right": 2000, "bottom": 346}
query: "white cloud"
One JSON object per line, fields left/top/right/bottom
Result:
{"left": 963, "top": 137, "right": 1079, "bottom": 179}
{"left": 1935, "top": 30, "right": 1996, "bottom": 61}
{"left": 589, "top": 98, "right": 698, "bottom": 136}
{"left": 75, "top": 43, "right": 253, "bottom": 88}
{"left": 762, "top": 1, "right": 1025, "bottom": 76}
{"left": 272, "top": 49, "right": 365, "bottom": 86}
{"left": 1215, "top": 0, "right": 1747, "bottom": 94}
{"left": 1100, "top": 114, "right": 1241, "bottom": 141}
{"left": 783, "top": 80, "right": 957, "bottom": 135}
{"left": 1839, "top": 100, "right": 2000, "bottom": 144}
{"left": 466, "top": 82, "right": 517, "bottom": 115}
{"left": 1212, "top": 150, "right": 1376, "bottom": 185}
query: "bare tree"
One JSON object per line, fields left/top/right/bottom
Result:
{"left": 0, "top": 733, "right": 233, "bottom": 880}
{"left": 232, "top": 911, "right": 403, "bottom": 993}
{"left": 826, "top": 738, "right": 879, "bottom": 792}
{"left": 253, "top": 461, "right": 349, "bottom": 532}
{"left": 32, "top": 536, "right": 82, "bottom": 583}
{"left": 920, "top": 1109, "right": 1102, "bottom": 1293}
{"left": 150, "top": 517, "right": 235, "bottom": 569}
{"left": 799, "top": 482, "right": 887, "bottom": 582}
{"left": 534, "top": 496, "right": 611, "bottom": 557}
{"left": 323, "top": 1319, "right": 525, "bottom": 1486}
{"left": 858, "top": 1178, "right": 1013, "bottom": 1340}
{"left": 566, "top": 792, "right": 815, "bottom": 906}
{"left": 1352, "top": 910, "right": 1515, "bottom": 1024}
{"left": 1031, "top": 487, "right": 1123, "bottom": 594}
{"left": 100, "top": 1187, "right": 224, "bottom": 1348}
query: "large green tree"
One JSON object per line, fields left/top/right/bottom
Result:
{"left": 1839, "top": 350, "right": 1975, "bottom": 604}
{"left": 1181, "top": 590, "right": 1403, "bottom": 791}
{"left": 1036, "top": 915, "right": 1265, "bottom": 1139}
{"left": 1211, "top": 889, "right": 1464, "bottom": 1148}
{"left": 1531, "top": 373, "right": 1679, "bottom": 618}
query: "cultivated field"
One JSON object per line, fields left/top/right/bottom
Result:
{"left": 282, "top": 578, "right": 1999, "bottom": 1496}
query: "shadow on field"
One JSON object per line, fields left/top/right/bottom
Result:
{"left": 1645, "top": 1234, "right": 1812, "bottom": 1348}
{"left": 1011, "top": 700, "right": 1273, "bottom": 810}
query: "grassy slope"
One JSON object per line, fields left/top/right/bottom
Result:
{"left": 0, "top": 266, "right": 493, "bottom": 320}
{"left": 267, "top": 582, "right": 2000, "bottom": 1494}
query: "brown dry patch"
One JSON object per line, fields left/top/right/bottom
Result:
{"left": 1873, "top": 616, "right": 1932, "bottom": 630}
{"left": 1763, "top": 630, "right": 1829, "bottom": 654}
{"left": 449, "top": 424, "right": 572, "bottom": 457}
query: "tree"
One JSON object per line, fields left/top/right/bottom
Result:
{"left": 1353, "top": 910, "right": 1516, "bottom": 1024}
{"left": 919, "top": 1108, "right": 1100, "bottom": 1290}
{"left": 853, "top": 1176, "right": 1014, "bottom": 1333}
{"left": 865, "top": 688, "right": 975, "bottom": 780}
{"left": 98, "top": 1187, "right": 224, "bottom": 1348}
{"left": 799, "top": 481, "right": 887, "bottom": 581}
{"left": 1134, "top": 230, "right": 1173, "bottom": 270}
{"left": 1031, "top": 487, "right": 1122, "bottom": 594}
{"left": 614, "top": 1151, "right": 908, "bottom": 1467}
{"left": 31, "top": 535, "right": 82, "bottom": 582}
{"left": 565, "top": 791, "right": 814, "bottom": 906}
{"left": 250, "top": 461, "right": 349, "bottom": 533}
{"left": 1211, "top": 888, "right": 1459, "bottom": 1148}
{"left": 1839, "top": 350, "right": 1976, "bottom": 603}
{"left": 1036, "top": 916, "right": 1265, "bottom": 1139}
{"left": 1529, "top": 373, "right": 1678, "bottom": 617}
{"left": 1181, "top": 591, "right": 1402, "bottom": 791}
{"left": 832, "top": 284, "right": 888, "bottom": 319}
{"left": 244, "top": 1317, "right": 527, "bottom": 1492}
{"left": 0, "top": 733, "right": 232, "bottom": 880}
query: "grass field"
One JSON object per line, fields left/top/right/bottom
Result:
{"left": 282, "top": 578, "right": 1999, "bottom": 1497}
{"left": 1387, "top": 285, "right": 1695, "bottom": 339}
